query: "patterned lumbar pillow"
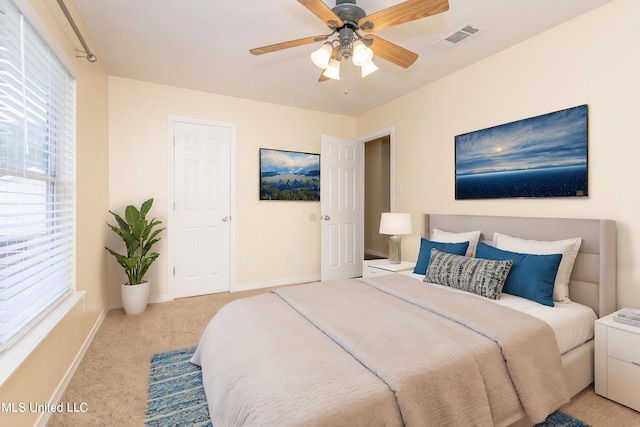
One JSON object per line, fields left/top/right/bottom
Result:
{"left": 425, "top": 248, "right": 513, "bottom": 299}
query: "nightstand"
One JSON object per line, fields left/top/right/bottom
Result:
{"left": 595, "top": 308, "right": 640, "bottom": 411}
{"left": 362, "top": 259, "right": 416, "bottom": 278}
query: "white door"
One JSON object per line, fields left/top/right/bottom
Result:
{"left": 321, "top": 135, "right": 362, "bottom": 280}
{"left": 173, "top": 121, "right": 232, "bottom": 297}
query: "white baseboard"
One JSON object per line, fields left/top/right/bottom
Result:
{"left": 37, "top": 307, "right": 108, "bottom": 427}
{"left": 148, "top": 275, "right": 321, "bottom": 303}
{"left": 148, "top": 294, "right": 173, "bottom": 304}
{"left": 231, "top": 275, "right": 321, "bottom": 292}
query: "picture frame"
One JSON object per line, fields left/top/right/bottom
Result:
{"left": 259, "top": 148, "right": 320, "bottom": 201}
{"left": 455, "top": 104, "right": 588, "bottom": 200}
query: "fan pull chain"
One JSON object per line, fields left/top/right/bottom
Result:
{"left": 343, "top": 62, "right": 349, "bottom": 95}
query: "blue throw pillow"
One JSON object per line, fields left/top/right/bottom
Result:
{"left": 475, "top": 242, "right": 562, "bottom": 307}
{"left": 413, "top": 239, "right": 469, "bottom": 275}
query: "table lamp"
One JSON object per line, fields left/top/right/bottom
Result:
{"left": 379, "top": 212, "right": 412, "bottom": 264}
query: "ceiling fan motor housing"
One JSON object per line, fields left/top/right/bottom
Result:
{"left": 332, "top": 0, "right": 366, "bottom": 60}
{"left": 332, "top": 1, "right": 366, "bottom": 26}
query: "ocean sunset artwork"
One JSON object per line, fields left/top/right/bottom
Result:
{"left": 455, "top": 105, "right": 588, "bottom": 199}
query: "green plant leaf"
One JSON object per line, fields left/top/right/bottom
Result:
{"left": 125, "top": 205, "right": 141, "bottom": 226}
{"left": 138, "top": 253, "right": 160, "bottom": 279}
{"left": 131, "top": 219, "right": 146, "bottom": 239}
{"left": 140, "top": 198, "right": 153, "bottom": 218}
{"left": 107, "top": 223, "right": 132, "bottom": 246}
{"left": 141, "top": 238, "right": 162, "bottom": 256}
{"left": 145, "top": 227, "right": 165, "bottom": 244}
{"left": 109, "top": 211, "right": 130, "bottom": 231}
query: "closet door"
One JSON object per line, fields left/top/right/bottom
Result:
{"left": 173, "top": 121, "right": 232, "bottom": 297}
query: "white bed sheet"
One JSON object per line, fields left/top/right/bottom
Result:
{"left": 400, "top": 271, "right": 597, "bottom": 355}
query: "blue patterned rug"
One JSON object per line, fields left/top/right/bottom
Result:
{"left": 145, "top": 347, "right": 589, "bottom": 427}
{"left": 145, "top": 346, "right": 211, "bottom": 427}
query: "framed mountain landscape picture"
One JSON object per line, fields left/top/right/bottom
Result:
{"left": 455, "top": 105, "right": 588, "bottom": 200}
{"left": 259, "top": 148, "right": 320, "bottom": 201}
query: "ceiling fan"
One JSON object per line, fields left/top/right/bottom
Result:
{"left": 249, "top": 0, "right": 450, "bottom": 82}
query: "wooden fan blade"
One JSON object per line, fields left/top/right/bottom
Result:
{"left": 298, "top": 0, "right": 344, "bottom": 29}
{"left": 364, "top": 35, "right": 418, "bottom": 68}
{"left": 249, "top": 35, "right": 328, "bottom": 55}
{"left": 359, "top": 0, "right": 449, "bottom": 33}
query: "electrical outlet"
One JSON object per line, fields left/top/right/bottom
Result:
{"left": 287, "top": 252, "right": 294, "bottom": 262}
{"left": 241, "top": 256, "right": 248, "bottom": 265}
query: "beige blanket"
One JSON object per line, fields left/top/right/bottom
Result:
{"left": 192, "top": 274, "right": 568, "bottom": 426}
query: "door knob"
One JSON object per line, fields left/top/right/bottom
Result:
{"left": 222, "top": 216, "right": 229, "bottom": 222}
{"left": 323, "top": 215, "right": 330, "bottom": 221}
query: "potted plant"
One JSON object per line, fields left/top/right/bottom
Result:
{"left": 105, "top": 198, "right": 165, "bottom": 315}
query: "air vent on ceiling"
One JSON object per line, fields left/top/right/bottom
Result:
{"left": 433, "top": 23, "right": 483, "bottom": 50}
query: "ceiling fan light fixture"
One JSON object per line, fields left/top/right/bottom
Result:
{"left": 323, "top": 58, "right": 341, "bottom": 80}
{"left": 250, "top": 0, "right": 451, "bottom": 82}
{"left": 360, "top": 59, "right": 378, "bottom": 78}
{"left": 311, "top": 43, "right": 333, "bottom": 69}
{"left": 351, "top": 40, "right": 372, "bottom": 66}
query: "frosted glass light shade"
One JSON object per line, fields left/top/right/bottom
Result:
{"left": 360, "top": 59, "right": 379, "bottom": 77}
{"left": 379, "top": 212, "right": 412, "bottom": 235}
{"left": 322, "top": 58, "right": 341, "bottom": 80}
{"left": 351, "top": 40, "right": 372, "bottom": 66}
{"left": 311, "top": 44, "right": 333, "bottom": 69}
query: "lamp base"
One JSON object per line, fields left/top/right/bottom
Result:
{"left": 388, "top": 235, "right": 401, "bottom": 264}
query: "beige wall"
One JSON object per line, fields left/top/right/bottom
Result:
{"left": 0, "top": 1, "right": 109, "bottom": 426}
{"left": 356, "top": 0, "right": 640, "bottom": 310}
{"left": 107, "top": 78, "right": 356, "bottom": 306}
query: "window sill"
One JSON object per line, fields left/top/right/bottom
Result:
{"left": 0, "top": 291, "right": 85, "bottom": 387}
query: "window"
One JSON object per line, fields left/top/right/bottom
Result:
{"left": 0, "top": 0, "right": 76, "bottom": 352}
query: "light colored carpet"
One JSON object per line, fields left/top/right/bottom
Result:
{"left": 48, "top": 286, "right": 640, "bottom": 426}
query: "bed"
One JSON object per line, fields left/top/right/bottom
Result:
{"left": 192, "top": 214, "right": 616, "bottom": 427}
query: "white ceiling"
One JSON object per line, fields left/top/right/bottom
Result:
{"left": 73, "top": 0, "right": 613, "bottom": 116}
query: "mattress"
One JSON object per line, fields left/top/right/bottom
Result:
{"left": 403, "top": 271, "right": 597, "bottom": 355}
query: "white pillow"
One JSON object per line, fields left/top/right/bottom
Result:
{"left": 493, "top": 232, "right": 582, "bottom": 303}
{"left": 431, "top": 228, "right": 481, "bottom": 257}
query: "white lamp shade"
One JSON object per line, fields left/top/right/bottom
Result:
{"left": 311, "top": 44, "right": 333, "bottom": 69}
{"left": 351, "top": 40, "right": 373, "bottom": 66}
{"left": 379, "top": 212, "right": 412, "bottom": 235}
{"left": 360, "top": 59, "right": 379, "bottom": 77}
{"left": 322, "top": 58, "right": 341, "bottom": 80}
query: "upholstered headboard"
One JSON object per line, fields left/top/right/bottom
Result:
{"left": 422, "top": 214, "right": 617, "bottom": 318}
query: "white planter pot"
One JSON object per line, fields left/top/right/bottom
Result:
{"left": 121, "top": 280, "right": 150, "bottom": 315}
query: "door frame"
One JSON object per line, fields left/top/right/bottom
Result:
{"left": 357, "top": 126, "right": 395, "bottom": 260}
{"left": 167, "top": 116, "right": 237, "bottom": 299}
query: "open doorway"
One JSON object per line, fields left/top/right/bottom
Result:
{"left": 364, "top": 135, "right": 391, "bottom": 260}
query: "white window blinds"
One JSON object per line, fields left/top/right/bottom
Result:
{"left": 0, "top": 0, "right": 76, "bottom": 351}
